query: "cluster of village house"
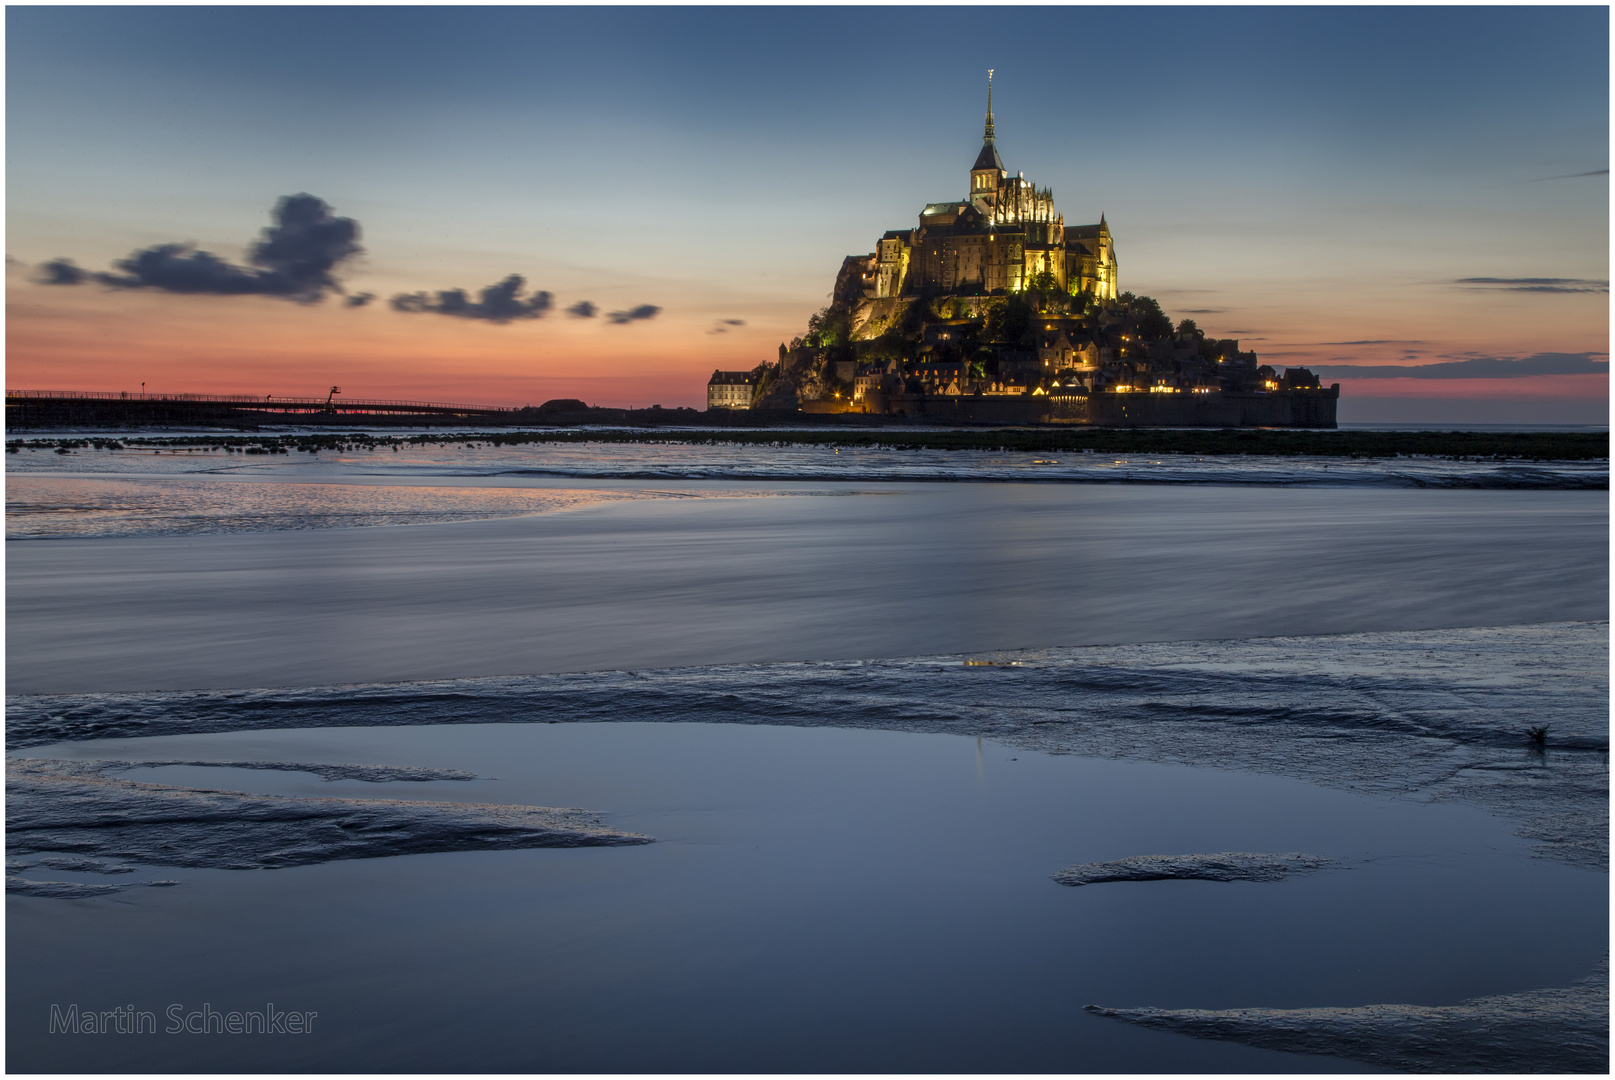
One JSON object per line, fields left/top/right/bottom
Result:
{"left": 707, "top": 325, "right": 1280, "bottom": 412}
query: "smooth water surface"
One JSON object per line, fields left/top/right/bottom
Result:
{"left": 8, "top": 483, "right": 1605, "bottom": 692}
{"left": 8, "top": 721, "right": 1605, "bottom": 1073}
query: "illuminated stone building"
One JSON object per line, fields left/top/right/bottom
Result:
{"left": 869, "top": 73, "right": 1118, "bottom": 302}
{"left": 706, "top": 370, "right": 757, "bottom": 409}
{"left": 741, "top": 73, "right": 1339, "bottom": 428}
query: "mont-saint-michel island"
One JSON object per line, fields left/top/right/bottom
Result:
{"left": 8, "top": 80, "right": 1341, "bottom": 435}
{"left": 710, "top": 76, "right": 1340, "bottom": 428}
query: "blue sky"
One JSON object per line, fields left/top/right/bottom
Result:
{"left": 7, "top": 6, "right": 1608, "bottom": 417}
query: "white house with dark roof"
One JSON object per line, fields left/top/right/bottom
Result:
{"left": 707, "top": 370, "right": 757, "bottom": 409}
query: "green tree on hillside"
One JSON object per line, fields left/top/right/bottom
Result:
{"left": 984, "top": 295, "right": 1036, "bottom": 347}
{"left": 1117, "top": 292, "right": 1173, "bottom": 339}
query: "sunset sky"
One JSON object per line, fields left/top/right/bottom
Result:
{"left": 7, "top": 6, "right": 1608, "bottom": 421}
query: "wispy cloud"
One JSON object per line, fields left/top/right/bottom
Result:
{"left": 605, "top": 304, "right": 660, "bottom": 325}
{"left": 1454, "top": 277, "right": 1608, "bottom": 294}
{"left": 1304, "top": 352, "right": 1608, "bottom": 379}
{"left": 708, "top": 318, "right": 745, "bottom": 335}
{"left": 36, "top": 258, "right": 87, "bottom": 285}
{"left": 391, "top": 274, "right": 553, "bottom": 323}
{"left": 566, "top": 300, "right": 598, "bottom": 318}
{"left": 1529, "top": 168, "right": 1608, "bottom": 182}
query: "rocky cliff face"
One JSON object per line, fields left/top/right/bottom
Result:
{"left": 751, "top": 349, "right": 832, "bottom": 410}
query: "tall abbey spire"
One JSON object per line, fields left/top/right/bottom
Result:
{"left": 984, "top": 68, "right": 996, "bottom": 142}
{"left": 971, "top": 68, "right": 1005, "bottom": 177}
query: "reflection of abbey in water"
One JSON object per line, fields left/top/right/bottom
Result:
{"left": 710, "top": 73, "right": 1339, "bottom": 428}
{"left": 864, "top": 73, "right": 1117, "bottom": 303}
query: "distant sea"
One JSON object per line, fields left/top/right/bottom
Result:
{"left": 7, "top": 432, "right": 1607, "bottom": 1073}
{"left": 6, "top": 431, "right": 1606, "bottom": 541}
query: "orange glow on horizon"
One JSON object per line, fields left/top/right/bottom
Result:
{"left": 6, "top": 284, "right": 795, "bottom": 409}
{"left": 1331, "top": 373, "right": 1608, "bottom": 400}
{"left": 8, "top": 276, "right": 1607, "bottom": 415}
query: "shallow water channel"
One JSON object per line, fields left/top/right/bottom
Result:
{"left": 8, "top": 720, "right": 1604, "bottom": 1073}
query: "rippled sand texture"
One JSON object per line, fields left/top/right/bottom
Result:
{"left": 7, "top": 758, "right": 651, "bottom": 871}
{"left": 5, "top": 877, "right": 178, "bottom": 898}
{"left": 1053, "top": 852, "right": 1332, "bottom": 886}
{"left": 1088, "top": 960, "right": 1609, "bottom": 1073}
{"left": 12, "top": 623, "right": 1605, "bottom": 871}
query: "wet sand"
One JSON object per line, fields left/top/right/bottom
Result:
{"left": 8, "top": 721, "right": 1603, "bottom": 1073}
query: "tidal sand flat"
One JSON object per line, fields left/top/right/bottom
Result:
{"left": 8, "top": 623, "right": 1606, "bottom": 1072}
{"left": 7, "top": 717, "right": 1605, "bottom": 1073}
{"left": 7, "top": 442, "right": 1607, "bottom": 1072}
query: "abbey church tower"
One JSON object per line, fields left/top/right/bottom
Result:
{"left": 968, "top": 70, "right": 1008, "bottom": 215}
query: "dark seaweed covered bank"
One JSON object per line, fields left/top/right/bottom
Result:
{"left": 7, "top": 427, "right": 1608, "bottom": 461}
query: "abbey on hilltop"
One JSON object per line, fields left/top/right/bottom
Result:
{"left": 710, "top": 74, "right": 1338, "bottom": 427}
{"left": 859, "top": 71, "right": 1118, "bottom": 302}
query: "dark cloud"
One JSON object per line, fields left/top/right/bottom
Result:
{"left": 605, "top": 304, "right": 660, "bottom": 325}
{"left": 391, "top": 274, "right": 553, "bottom": 323}
{"left": 1179, "top": 308, "right": 1225, "bottom": 315}
{"left": 85, "top": 194, "right": 361, "bottom": 303}
{"left": 566, "top": 300, "right": 598, "bottom": 318}
{"left": 345, "top": 292, "right": 375, "bottom": 308}
{"left": 97, "top": 244, "right": 270, "bottom": 295}
{"left": 241, "top": 193, "right": 362, "bottom": 299}
{"left": 36, "top": 258, "right": 87, "bottom": 285}
{"left": 1317, "top": 339, "right": 1422, "bottom": 345}
{"left": 1304, "top": 352, "right": 1608, "bottom": 380}
{"left": 1455, "top": 277, "right": 1608, "bottom": 294}
{"left": 1530, "top": 168, "right": 1608, "bottom": 181}
{"left": 707, "top": 318, "right": 746, "bottom": 334}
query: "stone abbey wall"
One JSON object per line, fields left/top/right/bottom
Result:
{"left": 877, "top": 387, "right": 1341, "bottom": 428}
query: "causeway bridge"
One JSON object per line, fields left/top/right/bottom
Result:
{"left": 6, "top": 389, "right": 535, "bottom": 428}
